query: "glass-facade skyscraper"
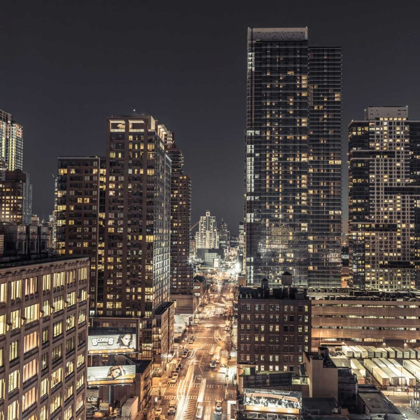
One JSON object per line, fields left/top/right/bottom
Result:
{"left": 245, "top": 28, "right": 342, "bottom": 287}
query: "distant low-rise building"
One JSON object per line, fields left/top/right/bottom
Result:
{"left": 310, "top": 289, "right": 420, "bottom": 348}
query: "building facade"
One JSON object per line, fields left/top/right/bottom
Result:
{"left": 219, "top": 218, "right": 230, "bottom": 250}
{"left": 56, "top": 156, "right": 106, "bottom": 313}
{"left": 0, "top": 170, "right": 32, "bottom": 225}
{"left": 0, "top": 256, "right": 89, "bottom": 420}
{"left": 0, "top": 110, "right": 23, "bottom": 171}
{"left": 195, "top": 210, "right": 219, "bottom": 249}
{"left": 245, "top": 28, "right": 342, "bottom": 287}
{"left": 349, "top": 106, "right": 420, "bottom": 290}
{"left": 238, "top": 275, "right": 311, "bottom": 373}
{"left": 165, "top": 137, "right": 193, "bottom": 296}
{"left": 310, "top": 289, "right": 420, "bottom": 348}
{"left": 103, "top": 115, "right": 173, "bottom": 360}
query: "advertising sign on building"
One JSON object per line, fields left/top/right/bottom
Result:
{"left": 88, "top": 333, "right": 137, "bottom": 354}
{"left": 243, "top": 388, "right": 302, "bottom": 414}
{"left": 87, "top": 365, "right": 136, "bottom": 385}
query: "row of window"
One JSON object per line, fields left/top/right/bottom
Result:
{"left": 0, "top": 302, "right": 86, "bottom": 334}
{"left": 0, "top": 269, "right": 88, "bottom": 302}
{"left": 240, "top": 304, "right": 309, "bottom": 312}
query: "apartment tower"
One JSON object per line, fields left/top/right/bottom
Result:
{"left": 349, "top": 106, "right": 420, "bottom": 290}
{"left": 245, "top": 28, "right": 342, "bottom": 287}
{"left": 56, "top": 156, "right": 107, "bottom": 313}
{"left": 165, "top": 135, "right": 193, "bottom": 296}
{"left": 103, "top": 115, "right": 173, "bottom": 360}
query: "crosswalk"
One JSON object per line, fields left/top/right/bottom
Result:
{"left": 168, "top": 383, "right": 224, "bottom": 389}
{"left": 162, "top": 392, "right": 223, "bottom": 402}
{"left": 162, "top": 395, "right": 198, "bottom": 401}
{"left": 183, "top": 398, "right": 197, "bottom": 420}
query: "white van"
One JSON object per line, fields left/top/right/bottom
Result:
{"left": 196, "top": 405, "right": 203, "bottom": 419}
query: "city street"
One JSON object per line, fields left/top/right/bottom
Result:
{"left": 153, "top": 281, "right": 237, "bottom": 420}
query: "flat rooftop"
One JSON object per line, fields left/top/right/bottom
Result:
{"left": 0, "top": 255, "right": 89, "bottom": 270}
{"left": 239, "top": 286, "right": 308, "bottom": 300}
{"left": 302, "top": 397, "right": 338, "bottom": 415}
{"left": 358, "top": 387, "right": 401, "bottom": 415}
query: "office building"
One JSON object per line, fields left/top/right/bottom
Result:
{"left": 103, "top": 115, "right": 174, "bottom": 361}
{"left": 237, "top": 273, "right": 311, "bottom": 373}
{"left": 195, "top": 210, "right": 219, "bottom": 249}
{"left": 0, "top": 256, "right": 89, "bottom": 420}
{"left": 165, "top": 136, "right": 193, "bottom": 296}
{"left": 0, "top": 109, "right": 23, "bottom": 171}
{"left": 349, "top": 106, "right": 420, "bottom": 290}
{"left": 56, "top": 156, "right": 106, "bottom": 313}
{"left": 245, "top": 28, "right": 342, "bottom": 287}
{"left": 0, "top": 169, "right": 32, "bottom": 225}
{"left": 310, "top": 289, "right": 420, "bottom": 347}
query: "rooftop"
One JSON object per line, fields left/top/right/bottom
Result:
{"left": 302, "top": 398, "right": 339, "bottom": 415}
{"left": 358, "top": 385, "right": 401, "bottom": 415}
{"left": 0, "top": 255, "right": 89, "bottom": 270}
{"left": 239, "top": 285, "right": 308, "bottom": 301}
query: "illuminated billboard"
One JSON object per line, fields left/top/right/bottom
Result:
{"left": 88, "top": 333, "right": 137, "bottom": 354}
{"left": 87, "top": 365, "right": 136, "bottom": 385}
{"left": 243, "top": 388, "right": 302, "bottom": 414}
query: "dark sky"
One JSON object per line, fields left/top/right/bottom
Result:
{"left": 2, "top": 0, "right": 420, "bottom": 235}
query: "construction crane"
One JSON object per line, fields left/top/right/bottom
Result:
{"left": 190, "top": 220, "right": 199, "bottom": 231}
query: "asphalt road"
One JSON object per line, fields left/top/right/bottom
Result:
{"left": 154, "top": 282, "right": 236, "bottom": 420}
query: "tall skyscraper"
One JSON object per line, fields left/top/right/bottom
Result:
{"left": 56, "top": 156, "right": 106, "bottom": 312}
{"left": 103, "top": 115, "right": 173, "bottom": 360}
{"left": 56, "top": 116, "right": 175, "bottom": 362}
{"left": 195, "top": 210, "right": 219, "bottom": 249}
{"left": 349, "top": 106, "right": 420, "bottom": 290}
{"left": 0, "top": 109, "right": 23, "bottom": 171}
{"left": 245, "top": 28, "right": 342, "bottom": 287}
{"left": 165, "top": 135, "right": 193, "bottom": 296}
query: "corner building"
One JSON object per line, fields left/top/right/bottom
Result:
{"left": 103, "top": 115, "right": 173, "bottom": 361}
{"left": 349, "top": 107, "right": 420, "bottom": 290}
{"left": 238, "top": 275, "right": 311, "bottom": 373}
{"left": 245, "top": 28, "right": 342, "bottom": 287}
{"left": 0, "top": 256, "right": 89, "bottom": 420}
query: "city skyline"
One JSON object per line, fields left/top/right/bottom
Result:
{"left": 2, "top": 0, "right": 420, "bottom": 232}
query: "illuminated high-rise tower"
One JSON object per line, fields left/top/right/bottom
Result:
{"left": 349, "top": 106, "right": 420, "bottom": 290}
{"left": 245, "top": 28, "right": 342, "bottom": 287}
{"left": 0, "top": 109, "right": 23, "bottom": 171}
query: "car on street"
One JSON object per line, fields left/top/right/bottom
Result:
{"left": 182, "top": 350, "right": 189, "bottom": 358}
{"left": 214, "top": 402, "right": 223, "bottom": 418}
{"left": 168, "top": 407, "right": 176, "bottom": 415}
{"left": 155, "top": 408, "right": 163, "bottom": 415}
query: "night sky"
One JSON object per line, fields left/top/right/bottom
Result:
{"left": 2, "top": 0, "right": 420, "bottom": 234}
